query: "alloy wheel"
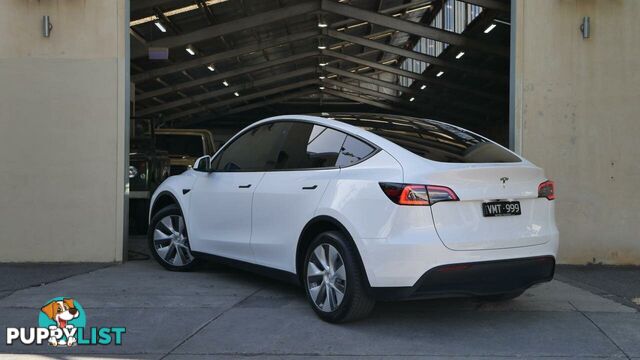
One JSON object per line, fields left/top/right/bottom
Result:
{"left": 153, "top": 215, "right": 194, "bottom": 267}
{"left": 306, "top": 243, "right": 347, "bottom": 312}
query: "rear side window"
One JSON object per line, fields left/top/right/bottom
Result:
{"left": 334, "top": 114, "right": 520, "bottom": 163}
{"left": 336, "top": 135, "right": 376, "bottom": 167}
{"left": 276, "top": 123, "right": 345, "bottom": 169}
{"left": 274, "top": 122, "right": 376, "bottom": 170}
{"left": 213, "top": 122, "right": 288, "bottom": 171}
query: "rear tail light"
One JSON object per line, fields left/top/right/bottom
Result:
{"left": 538, "top": 180, "right": 555, "bottom": 200}
{"left": 379, "top": 183, "right": 459, "bottom": 206}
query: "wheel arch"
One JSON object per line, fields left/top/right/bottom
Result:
{"left": 149, "top": 191, "right": 182, "bottom": 222}
{"left": 295, "top": 215, "right": 370, "bottom": 287}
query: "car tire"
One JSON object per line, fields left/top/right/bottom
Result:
{"left": 480, "top": 290, "right": 524, "bottom": 302}
{"left": 303, "top": 230, "right": 375, "bottom": 323}
{"left": 148, "top": 205, "right": 200, "bottom": 272}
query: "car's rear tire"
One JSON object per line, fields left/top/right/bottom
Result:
{"left": 303, "top": 230, "right": 375, "bottom": 323}
{"left": 148, "top": 205, "right": 200, "bottom": 271}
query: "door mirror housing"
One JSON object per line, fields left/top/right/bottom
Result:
{"left": 193, "top": 155, "right": 212, "bottom": 172}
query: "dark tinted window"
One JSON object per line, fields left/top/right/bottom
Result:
{"left": 336, "top": 136, "right": 376, "bottom": 167}
{"left": 276, "top": 123, "right": 346, "bottom": 169}
{"left": 155, "top": 135, "right": 203, "bottom": 158}
{"left": 333, "top": 114, "right": 520, "bottom": 163}
{"left": 214, "top": 123, "right": 288, "bottom": 171}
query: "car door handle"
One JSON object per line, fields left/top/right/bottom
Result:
{"left": 302, "top": 185, "right": 318, "bottom": 190}
{"left": 238, "top": 184, "right": 252, "bottom": 188}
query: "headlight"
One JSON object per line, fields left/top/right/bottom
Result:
{"left": 128, "top": 165, "right": 138, "bottom": 178}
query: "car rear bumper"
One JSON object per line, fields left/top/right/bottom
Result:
{"left": 356, "top": 222, "right": 559, "bottom": 287}
{"left": 368, "top": 256, "right": 555, "bottom": 301}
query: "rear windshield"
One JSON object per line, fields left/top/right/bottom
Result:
{"left": 332, "top": 114, "right": 521, "bottom": 163}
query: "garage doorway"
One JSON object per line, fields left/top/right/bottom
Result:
{"left": 126, "top": 0, "right": 512, "bottom": 259}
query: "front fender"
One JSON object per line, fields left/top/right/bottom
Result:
{"left": 148, "top": 170, "right": 200, "bottom": 222}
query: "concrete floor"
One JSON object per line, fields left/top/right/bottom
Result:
{"left": 1, "top": 248, "right": 639, "bottom": 359}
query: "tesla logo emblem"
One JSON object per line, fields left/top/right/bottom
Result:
{"left": 500, "top": 177, "right": 509, "bottom": 186}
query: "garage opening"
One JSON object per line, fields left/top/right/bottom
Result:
{"left": 126, "top": 0, "right": 511, "bottom": 253}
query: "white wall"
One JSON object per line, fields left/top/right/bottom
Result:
{"left": 0, "top": 0, "right": 127, "bottom": 262}
{"left": 513, "top": 0, "right": 640, "bottom": 264}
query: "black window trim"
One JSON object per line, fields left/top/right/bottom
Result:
{"left": 209, "top": 118, "right": 381, "bottom": 173}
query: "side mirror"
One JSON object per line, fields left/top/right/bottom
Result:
{"left": 193, "top": 155, "right": 212, "bottom": 172}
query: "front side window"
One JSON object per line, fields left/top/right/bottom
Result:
{"left": 213, "top": 123, "right": 288, "bottom": 171}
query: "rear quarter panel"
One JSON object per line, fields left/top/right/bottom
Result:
{"left": 314, "top": 150, "right": 465, "bottom": 287}
{"left": 315, "top": 150, "right": 404, "bottom": 239}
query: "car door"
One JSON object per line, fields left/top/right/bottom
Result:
{"left": 251, "top": 122, "right": 352, "bottom": 272}
{"left": 188, "top": 123, "right": 287, "bottom": 262}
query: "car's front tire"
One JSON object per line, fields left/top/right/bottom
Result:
{"left": 303, "top": 231, "right": 375, "bottom": 323}
{"left": 148, "top": 205, "right": 199, "bottom": 271}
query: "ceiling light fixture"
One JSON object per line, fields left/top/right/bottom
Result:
{"left": 484, "top": 24, "right": 496, "bottom": 34}
{"left": 319, "top": 86, "right": 325, "bottom": 90}
{"left": 405, "top": 4, "right": 432, "bottom": 14}
{"left": 207, "top": 64, "right": 215, "bottom": 72}
{"left": 409, "top": 97, "right": 415, "bottom": 102}
{"left": 317, "top": 38, "right": 326, "bottom": 50}
{"left": 223, "top": 80, "right": 229, "bottom": 86}
{"left": 456, "top": 51, "right": 465, "bottom": 59}
{"left": 436, "top": 71, "right": 444, "bottom": 77}
{"left": 319, "top": 75, "right": 326, "bottom": 80}
{"left": 154, "top": 21, "right": 167, "bottom": 32}
{"left": 347, "top": 21, "right": 368, "bottom": 29}
{"left": 185, "top": 45, "right": 196, "bottom": 55}
{"left": 318, "top": 14, "right": 328, "bottom": 28}
{"left": 420, "top": 84, "right": 427, "bottom": 90}
{"left": 370, "top": 31, "right": 394, "bottom": 40}
{"left": 234, "top": 92, "right": 240, "bottom": 97}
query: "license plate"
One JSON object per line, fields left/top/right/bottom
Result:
{"left": 482, "top": 201, "right": 521, "bottom": 217}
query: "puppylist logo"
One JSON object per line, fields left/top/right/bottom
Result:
{"left": 6, "top": 297, "right": 126, "bottom": 347}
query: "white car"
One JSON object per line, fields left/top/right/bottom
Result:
{"left": 148, "top": 114, "right": 558, "bottom": 322}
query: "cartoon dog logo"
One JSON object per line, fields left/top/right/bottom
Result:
{"left": 40, "top": 298, "right": 80, "bottom": 346}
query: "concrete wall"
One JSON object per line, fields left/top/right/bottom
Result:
{"left": 513, "top": 0, "right": 640, "bottom": 264}
{"left": 0, "top": 0, "right": 128, "bottom": 262}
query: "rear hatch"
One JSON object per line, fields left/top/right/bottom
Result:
{"left": 334, "top": 113, "right": 557, "bottom": 251}
{"left": 422, "top": 163, "right": 555, "bottom": 250}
